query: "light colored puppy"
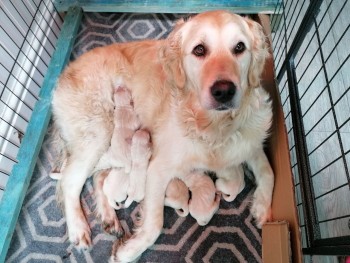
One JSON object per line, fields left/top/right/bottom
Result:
{"left": 52, "top": 11, "right": 273, "bottom": 261}
{"left": 97, "top": 129, "right": 152, "bottom": 209}
{"left": 102, "top": 168, "right": 129, "bottom": 210}
{"left": 164, "top": 178, "right": 190, "bottom": 217}
{"left": 124, "top": 129, "right": 152, "bottom": 207}
{"left": 186, "top": 172, "right": 220, "bottom": 226}
{"left": 95, "top": 87, "right": 140, "bottom": 173}
{"left": 164, "top": 173, "right": 220, "bottom": 226}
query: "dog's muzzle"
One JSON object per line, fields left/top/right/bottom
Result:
{"left": 210, "top": 80, "right": 236, "bottom": 104}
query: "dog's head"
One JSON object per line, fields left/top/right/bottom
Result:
{"left": 163, "top": 11, "right": 268, "bottom": 112}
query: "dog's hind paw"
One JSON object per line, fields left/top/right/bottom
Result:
{"left": 102, "top": 218, "right": 124, "bottom": 238}
{"left": 110, "top": 235, "right": 139, "bottom": 263}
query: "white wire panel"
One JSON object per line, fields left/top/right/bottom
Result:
{"left": 0, "top": 0, "right": 63, "bottom": 200}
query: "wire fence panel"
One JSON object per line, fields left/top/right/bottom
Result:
{"left": 0, "top": 0, "right": 63, "bottom": 200}
{"left": 271, "top": 0, "right": 350, "bottom": 258}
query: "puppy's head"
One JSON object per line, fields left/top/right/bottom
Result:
{"left": 164, "top": 11, "right": 268, "bottom": 112}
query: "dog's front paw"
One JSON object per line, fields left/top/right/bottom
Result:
{"left": 215, "top": 178, "right": 245, "bottom": 202}
{"left": 68, "top": 219, "right": 92, "bottom": 249}
{"left": 250, "top": 189, "right": 272, "bottom": 228}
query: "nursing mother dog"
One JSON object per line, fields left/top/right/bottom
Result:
{"left": 52, "top": 10, "right": 274, "bottom": 262}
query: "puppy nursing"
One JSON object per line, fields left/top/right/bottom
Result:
{"left": 97, "top": 87, "right": 151, "bottom": 209}
{"left": 165, "top": 172, "right": 220, "bottom": 226}
{"left": 52, "top": 10, "right": 273, "bottom": 262}
{"left": 95, "top": 87, "right": 140, "bottom": 173}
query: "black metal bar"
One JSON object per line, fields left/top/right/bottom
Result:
{"left": 3, "top": 1, "right": 54, "bottom": 65}
{"left": 0, "top": 152, "right": 18, "bottom": 164}
{"left": 274, "top": 1, "right": 289, "bottom": 72}
{"left": 277, "top": 0, "right": 323, "bottom": 81}
{"left": 308, "top": 115, "right": 350, "bottom": 157}
{"left": 314, "top": 234, "right": 350, "bottom": 246}
{"left": 0, "top": 64, "right": 39, "bottom": 103}
{"left": 314, "top": 183, "right": 348, "bottom": 200}
{"left": 311, "top": 149, "right": 349, "bottom": 179}
{"left": 313, "top": 16, "right": 350, "bottom": 190}
{"left": 0, "top": 134, "right": 20, "bottom": 149}
{"left": 294, "top": 0, "right": 334, "bottom": 66}
{"left": 270, "top": 0, "right": 283, "bottom": 34}
{"left": 303, "top": 245, "right": 350, "bottom": 255}
{"left": 33, "top": 1, "right": 60, "bottom": 40}
{"left": 0, "top": 98, "right": 30, "bottom": 124}
{"left": 42, "top": 0, "right": 62, "bottom": 32}
{"left": 286, "top": 57, "right": 321, "bottom": 247}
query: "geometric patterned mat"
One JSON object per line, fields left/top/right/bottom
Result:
{"left": 6, "top": 13, "right": 262, "bottom": 263}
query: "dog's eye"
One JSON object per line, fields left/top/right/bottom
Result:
{"left": 234, "top": 42, "right": 246, "bottom": 54}
{"left": 192, "top": 44, "right": 206, "bottom": 57}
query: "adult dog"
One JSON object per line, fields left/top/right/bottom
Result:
{"left": 52, "top": 10, "right": 273, "bottom": 262}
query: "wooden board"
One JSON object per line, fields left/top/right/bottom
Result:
{"left": 54, "top": 0, "right": 280, "bottom": 14}
{"left": 0, "top": 6, "right": 83, "bottom": 262}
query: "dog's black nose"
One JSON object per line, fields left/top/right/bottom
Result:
{"left": 210, "top": 80, "right": 236, "bottom": 103}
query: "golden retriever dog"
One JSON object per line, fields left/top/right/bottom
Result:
{"left": 52, "top": 10, "right": 273, "bottom": 262}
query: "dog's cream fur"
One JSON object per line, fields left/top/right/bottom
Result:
{"left": 215, "top": 164, "right": 245, "bottom": 202}
{"left": 52, "top": 10, "right": 273, "bottom": 262}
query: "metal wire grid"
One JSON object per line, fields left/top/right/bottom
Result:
{"left": 271, "top": 0, "right": 350, "bottom": 257}
{"left": 0, "top": 0, "right": 63, "bottom": 200}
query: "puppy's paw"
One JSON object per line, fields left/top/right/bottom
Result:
{"left": 250, "top": 189, "right": 272, "bottom": 228}
{"left": 175, "top": 207, "right": 189, "bottom": 217}
{"left": 68, "top": 220, "right": 92, "bottom": 249}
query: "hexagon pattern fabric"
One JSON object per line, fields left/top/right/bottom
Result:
{"left": 6, "top": 13, "right": 262, "bottom": 263}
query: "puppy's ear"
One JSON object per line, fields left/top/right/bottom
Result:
{"left": 245, "top": 18, "right": 269, "bottom": 88}
{"left": 161, "top": 19, "right": 186, "bottom": 89}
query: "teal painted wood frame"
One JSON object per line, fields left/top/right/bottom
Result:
{"left": 54, "top": 0, "right": 280, "bottom": 13}
{"left": 0, "top": 7, "right": 83, "bottom": 262}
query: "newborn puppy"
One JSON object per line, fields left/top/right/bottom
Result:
{"left": 164, "top": 178, "right": 190, "bottom": 217}
{"left": 124, "top": 129, "right": 152, "bottom": 208}
{"left": 95, "top": 87, "right": 140, "bottom": 173}
{"left": 103, "top": 169, "right": 129, "bottom": 210}
{"left": 164, "top": 172, "right": 220, "bottom": 226}
{"left": 186, "top": 172, "right": 221, "bottom": 226}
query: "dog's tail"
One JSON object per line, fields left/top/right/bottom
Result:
{"left": 47, "top": 122, "right": 68, "bottom": 209}
{"left": 48, "top": 122, "right": 68, "bottom": 174}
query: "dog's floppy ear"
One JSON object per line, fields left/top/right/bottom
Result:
{"left": 245, "top": 18, "right": 269, "bottom": 88}
{"left": 160, "top": 19, "right": 186, "bottom": 89}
